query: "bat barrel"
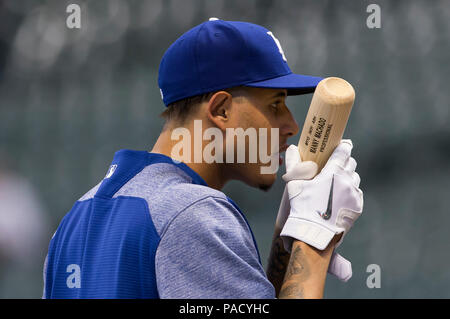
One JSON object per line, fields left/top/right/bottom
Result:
{"left": 298, "top": 77, "right": 355, "bottom": 171}
{"left": 317, "top": 77, "right": 355, "bottom": 106}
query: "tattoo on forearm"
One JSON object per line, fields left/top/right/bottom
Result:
{"left": 279, "top": 283, "right": 304, "bottom": 299}
{"left": 285, "top": 245, "right": 309, "bottom": 279}
{"left": 279, "top": 245, "right": 311, "bottom": 299}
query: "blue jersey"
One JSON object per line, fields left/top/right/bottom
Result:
{"left": 43, "top": 150, "right": 275, "bottom": 298}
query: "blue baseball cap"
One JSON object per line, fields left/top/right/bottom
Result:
{"left": 158, "top": 18, "right": 323, "bottom": 106}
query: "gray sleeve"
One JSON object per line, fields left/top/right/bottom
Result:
{"left": 155, "top": 196, "right": 275, "bottom": 299}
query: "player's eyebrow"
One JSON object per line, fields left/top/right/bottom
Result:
{"left": 270, "top": 91, "right": 287, "bottom": 99}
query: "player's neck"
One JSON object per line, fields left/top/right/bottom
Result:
{"left": 150, "top": 129, "right": 228, "bottom": 190}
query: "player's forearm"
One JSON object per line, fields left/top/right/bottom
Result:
{"left": 266, "top": 227, "right": 290, "bottom": 297}
{"left": 278, "top": 239, "right": 335, "bottom": 299}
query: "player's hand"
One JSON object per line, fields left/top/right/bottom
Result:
{"left": 280, "top": 140, "right": 363, "bottom": 252}
{"left": 276, "top": 186, "right": 352, "bottom": 282}
{"left": 275, "top": 141, "right": 357, "bottom": 282}
{"left": 274, "top": 159, "right": 317, "bottom": 232}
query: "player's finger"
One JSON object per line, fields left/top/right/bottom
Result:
{"left": 352, "top": 171, "right": 361, "bottom": 188}
{"left": 326, "top": 139, "right": 353, "bottom": 169}
{"left": 344, "top": 157, "right": 357, "bottom": 172}
{"left": 285, "top": 144, "right": 301, "bottom": 171}
{"left": 282, "top": 161, "right": 318, "bottom": 182}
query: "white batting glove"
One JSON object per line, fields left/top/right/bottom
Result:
{"left": 275, "top": 187, "right": 352, "bottom": 282}
{"left": 278, "top": 140, "right": 363, "bottom": 281}
{"left": 280, "top": 140, "right": 363, "bottom": 251}
{"left": 274, "top": 162, "right": 317, "bottom": 232}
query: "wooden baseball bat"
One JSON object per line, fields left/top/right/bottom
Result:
{"left": 298, "top": 77, "right": 355, "bottom": 171}
{"left": 275, "top": 77, "right": 355, "bottom": 234}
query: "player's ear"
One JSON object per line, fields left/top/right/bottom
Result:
{"left": 206, "top": 91, "right": 232, "bottom": 130}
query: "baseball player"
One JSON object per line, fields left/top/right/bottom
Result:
{"left": 42, "top": 19, "right": 363, "bottom": 299}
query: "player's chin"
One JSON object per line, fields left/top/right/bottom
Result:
{"left": 233, "top": 163, "right": 278, "bottom": 191}
{"left": 256, "top": 174, "right": 277, "bottom": 192}
{"left": 247, "top": 170, "right": 277, "bottom": 192}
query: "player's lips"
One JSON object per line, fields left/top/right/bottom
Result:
{"left": 278, "top": 144, "right": 289, "bottom": 165}
{"left": 279, "top": 144, "right": 289, "bottom": 153}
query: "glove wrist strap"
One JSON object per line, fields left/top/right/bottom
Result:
{"left": 280, "top": 217, "right": 336, "bottom": 251}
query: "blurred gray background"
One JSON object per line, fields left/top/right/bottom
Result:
{"left": 0, "top": 0, "right": 449, "bottom": 298}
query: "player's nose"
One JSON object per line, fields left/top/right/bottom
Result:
{"left": 280, "top": 107, "right": 300, "bottom": 138}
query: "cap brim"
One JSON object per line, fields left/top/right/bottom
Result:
{"left": 245, "top": 73, "right": 323, "bottom": 95}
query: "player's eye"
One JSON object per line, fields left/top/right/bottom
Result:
{"left": 270, "top": 101, "right": 280, "bottom": 109}
{"left": 270, "top": 101, "right": 282, "bottom": 113}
